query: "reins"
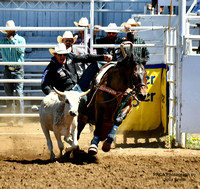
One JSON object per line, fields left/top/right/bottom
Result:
{"left": 88, "top": 92, "right": 123, "bottom": 106}
{"left": 86, "top": 63, "right": 115, "bottom": 108}
{"left": 87, "top": 83, "right": 134, "bottom": 122}
{"left": 87, "top": 84, "right": 128, "bottom": 107}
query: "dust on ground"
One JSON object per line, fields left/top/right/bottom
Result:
{"left": 0, "top": 121, "right": 199, "bottom": 189}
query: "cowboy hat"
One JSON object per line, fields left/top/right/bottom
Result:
{"left": 121, "top": 18, "right": 141, "bottom": 27}
{"left": 49, "top": 43, "right": 72, "bottom": 56}
{"left": 57, "top": 31, "right": 78, "bottom": 43}
{"left": 1, "top": 20, "right": 18, "bottom": 34}
{"left": 74, "top": 17, "right": 90, "bottom": 28}
{"left": 104, "top": 23, "right": 119, "bottom": 33}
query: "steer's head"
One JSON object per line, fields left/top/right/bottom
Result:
{"left": 54, "top": 88, "right": 90, "bottom": 116}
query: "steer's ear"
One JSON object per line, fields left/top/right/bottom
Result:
{"left": 80, "top": 89, "right": 90, "bottom": 97}
{"left": 53, "top": 87, "right": 65, "bottom": 96}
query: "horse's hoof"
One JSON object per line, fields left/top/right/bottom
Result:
{"left": 63, "top": 151, "right": 71, "bottom": 159}
{"left": 102, "top": 140, "right": 112, "bottom": 152}
{"left": 65, "top": 145, "right": 79, "bottom": 152}
{"left": 88, "top": 144, "right": 98, "bottom": 155}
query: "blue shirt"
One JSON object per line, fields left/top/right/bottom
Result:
{"left": 0, "top": 33, "right": 26, "bottom": 68}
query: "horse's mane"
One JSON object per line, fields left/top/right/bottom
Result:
{"left": 115, "top": 53, "right": 146, "bottom": 68}
{"left": 133, "top": 54, "right": 146, "bottom": 66}
{"left": 115, "top": 55, "right": 129, "bottom": 68}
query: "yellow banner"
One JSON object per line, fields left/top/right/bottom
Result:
{"left": 119, "top": 64, "right": 167, "bottom": 132}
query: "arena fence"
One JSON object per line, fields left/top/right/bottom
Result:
{"left": 0, "top": 25, "right": 171, "bottom": 117}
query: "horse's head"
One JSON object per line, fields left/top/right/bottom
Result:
{"left": 131, "top": 56, "right": 148, "bottom": 101}
{"left": 120, "top": 41, "right": 148, "bottom": 101}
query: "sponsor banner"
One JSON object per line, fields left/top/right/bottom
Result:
{"left": 119, "top": 64, "right": 167, "bottom": 132}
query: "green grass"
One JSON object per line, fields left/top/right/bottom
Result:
{"left": 186, "top": 134, "right": 200, "bottom": 149}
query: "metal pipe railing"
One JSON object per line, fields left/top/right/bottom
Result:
{"left": 0, "top": 97, "right": 43, "bottom": 100}
{"left": 0, "top": 79, "right": 41, "bottom": 83}
{"left": 0, "top": 26, "right": 86, "bottom": 31}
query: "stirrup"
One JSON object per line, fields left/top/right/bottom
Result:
{"left": 88, "top": 144, "right": 98, "bottom": 155}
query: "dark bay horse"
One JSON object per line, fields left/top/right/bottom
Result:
{"left": 77, "top": 41, "right": 148, "bottom": 155}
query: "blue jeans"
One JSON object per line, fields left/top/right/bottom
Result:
{"left": 72, "top": 84, "right": 87, "bottom": 115}
{"left": 78, "top": 62, "right": 105, "bottom": 91}
{"left": 3, "top": 67, "right": 24, "bottom": 115}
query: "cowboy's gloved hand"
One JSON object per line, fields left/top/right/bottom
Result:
{"left": 104, "top": 54, "right": 112, "bottom": 62}
{"left": 124, "top": 24, "right": 131, "bottom": 32}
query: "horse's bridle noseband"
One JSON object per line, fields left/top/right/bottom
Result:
{"left": 133, "top": 83, "right": 147, "bottom": 90}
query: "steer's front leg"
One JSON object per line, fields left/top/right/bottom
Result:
{"left": 65, "top": 117, "right": 79, "bottom": 152}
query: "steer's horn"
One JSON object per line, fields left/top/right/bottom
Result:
{"left": 80, "top": 89, "right": 90, "bottom": 97}
{"left": 53, "top": 87, "right": 65, "bottom": 96}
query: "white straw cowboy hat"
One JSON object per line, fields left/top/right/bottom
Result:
{"left": 74, "top": 17, "right": 90, "bottom": 28}
{"left": 121, "top": 18, "right": 141, "bottom": 27}
{"left": 1, "top": 20, "right": 18, "bottom": 34}
{"left": 104, "top": 23, "right": 119, "bottom": 33}
{"left": 49, "top": 43, "right": 71, "bottom": 56}
{"left": 57, "top": 31, "right": 78, "bottom": 43}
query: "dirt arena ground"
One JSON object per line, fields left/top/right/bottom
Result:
{"left": 0, "top": 121, "right": 200, "bottom": 189}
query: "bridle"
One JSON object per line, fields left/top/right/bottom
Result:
{"left": 133, "top": 83, "right": 147, "bottom": 91}
{"left": 120, "top": 41, "right": 147, "bottom": 90}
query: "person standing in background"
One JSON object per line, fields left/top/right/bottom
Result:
{"left": 57, "top": 31, "right": 78, "bottom": 50}
{"left": 94, "top": 23, "right": 124, "bottom": 61}
{"left": 0, "top": 20, "right": 26, "bottom": 125}
{"left": 121, "top": 18, "right": 150, "bottom": 64}
{"left": 147, "top": 0, "right": 164, "bottom": 14}
{"left": 57, "top": 30, "right": 89, "bottom": 79}
{"left": 73, "top": 17, "right": 91, "bottom": 53}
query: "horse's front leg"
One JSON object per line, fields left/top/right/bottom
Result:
{"left": 77, "top": 113, "right": 87, "bottom": 140}
{"left": 102, "top": 104, "right": 132, "bottom": 152}
{"left": 88, "top": 106, "right": 104, "bottom": 155}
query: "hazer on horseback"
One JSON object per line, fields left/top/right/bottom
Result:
{"left": 77, "top": 41, "right": 148, "bottom": 155}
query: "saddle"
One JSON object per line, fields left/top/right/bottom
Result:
{"left": 78, "top": 62, "right": 116, "bottom": 122}
{"left": 95, "top": 62, "right": 116, "bottom": 84}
